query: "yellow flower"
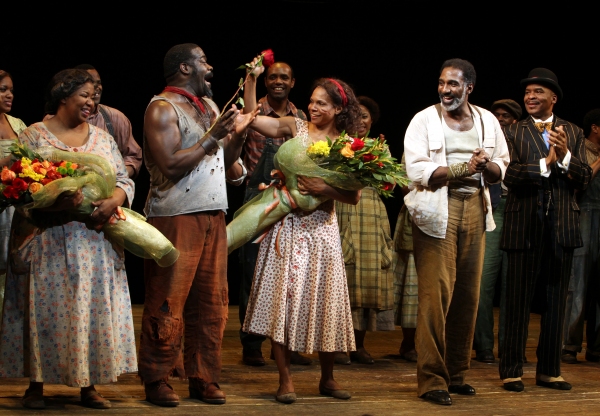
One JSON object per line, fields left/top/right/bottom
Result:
{"left": 20, "top": 157, "right": 32, "bottom": 167}
{"left": 19, "top": 166, "right": 45, "bottom": 182}
{"left": 340, "top": 143, "right": 355, "bottom": 158}
{"left": 307, "top": 141, "right": 331, "bottom": 157}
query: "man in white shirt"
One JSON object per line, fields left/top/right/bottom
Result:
{"left": 499, "top": 68, "right": 592, "bottom": 392}
{"left": 403, "top": 58, "right": 509, "bottom": 406}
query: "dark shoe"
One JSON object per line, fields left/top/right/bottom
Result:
{"left": 399, "top": 349, "right": 418, "bottom": 362}
{"left": 448, "top": 384, "right": 476, "bottom": 395}
{"left": 145, "top": 379, "right": 180, "bottom": 407}
{"left": 476, "top": 349, "right": 495, "bottom": 363}
{"left": 189, "top": 378, "right": 226, "bottom": 404}
{"left": 536, "top": 379, "right": 572, "bottom": 390}
{"left": 319, "top": 384, "right": 351, "bottom": 400}
{"left": 586, "top": 351, "right": 600, "bottom": 362}
{"left": 503, "top": 381, "right": 524, "bottom": 392}
{"left": 243, "top": 348, "right": 266, "bottom": 366}
{"left": 290, "top": 351, "right": 312, "bottom": 365}
{"left": 350, "top": 347, "right": 375, "bottom": 364}
{"left": 81, "top": 390, "right": 111, "bottom": 409}
{"left": 561, "top": 350, "right": 578, "bottom": 364}
{"left": 334, "top": 352, "right": 351, "bottom": 365}
{"left": 420, "top": 390, "right": 452, "bottom": 405}
{"left": 275, "top": 392, "right": 297, "bottom": 404}
{"left": 21, "top": 388, "right": 45, "bottom": 409}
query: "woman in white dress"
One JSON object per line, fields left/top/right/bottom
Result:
{"left": 0, "top": 69, "right": 136, "bottom": 410}
{"left": 241, "top": 65, "right": 362, "bottom": 404}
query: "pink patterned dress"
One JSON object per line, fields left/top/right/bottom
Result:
{"left": 243, "top": 119, "right": 355, "bottom": 353}
{"left": 0, "top": 122, "right": 137, "bottom": 387}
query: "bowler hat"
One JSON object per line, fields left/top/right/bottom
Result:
{"left": 491, "top": 99, "right": 522, "bottom": 120}
{"left": 520, "top": 68, "right": 563, "bottom": 100}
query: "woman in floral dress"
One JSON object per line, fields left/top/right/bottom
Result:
{"left": 241, "top": 67, "right": 362, "bottom": 404}
{"left": 0, "top": 69, "right": 137, "bottom": 410}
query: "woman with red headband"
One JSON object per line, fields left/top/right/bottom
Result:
{"left": 240, "top": 63, "right": 362, "bottom": 404}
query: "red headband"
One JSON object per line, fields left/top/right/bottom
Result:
{"left": 328, "top": 78, "right": 348, "bottom": 107}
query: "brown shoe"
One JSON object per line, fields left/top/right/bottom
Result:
{"left": 145, "top": 379, "right": 180, "bottom": 407}
{"left": 21, "top": 388, "right": 45, "bottom": 409}
{"left": 334, "top": 352, "right": 351, "bottom": 365}
{"left": 350, "top": 347, "right": 375, "bottom": 364}
{"left": 290, "top": 351, "right": 312, "bottom": 365}
{"left": 189, "top": 377, "right": 226, "bottom": 405}
{"left": 243, "top": 348, "right": 266, "bottom": 366}
{"left": 81, "top": 390, "right": 111, "bottom": 409}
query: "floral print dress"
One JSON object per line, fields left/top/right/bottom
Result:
{"left": 0, "top": 122, "right": 137, "bottom": 387}
{"left": 243, "top": 119, "right": 355, "bottom": 353}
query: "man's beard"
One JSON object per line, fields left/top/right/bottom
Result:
{"left": 439, "top": 88, "right": 467, "bottom": 111}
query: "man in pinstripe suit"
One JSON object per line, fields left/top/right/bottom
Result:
{"left": 499, "top": 68, "right": 592, "bottom": 392}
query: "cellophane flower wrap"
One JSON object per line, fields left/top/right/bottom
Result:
{"left": 1, "top": 141, "right": 179, "bottom": 267}
{"left": 226, "top": 133, "right": 408, "bottom": 253}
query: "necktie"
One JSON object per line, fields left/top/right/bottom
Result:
{"left": 534, "top": 122, "right": 553, "bottom": 149}
{"left": 534, "top": 122, "right": 554, "bottom": 133}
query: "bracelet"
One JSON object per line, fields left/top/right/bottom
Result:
{"left": 200, "top": 136, "right": 218, "bottom": 153}
{"left": 447, "top": 162, "right": 470, "bottom": 180}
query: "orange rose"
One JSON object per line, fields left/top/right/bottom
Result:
{"left": 1, "top": 166, "right": 16, "bottom": 184}
{"left": 28, "top": 182, "right": 44, "bottom": 194}
{"left": 41, "top": 160, "right": 52, "bottom": 169}
{"left": 340, "top": 143, "right": 355, "bottom": 158}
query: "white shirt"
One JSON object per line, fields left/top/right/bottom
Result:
{"left": 533, "top": 114, "right": 571, "bottom": 176}
{"left": 403, "top": 104, "right": 510, "bottom": 238}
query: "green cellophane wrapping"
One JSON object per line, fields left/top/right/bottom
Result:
{"left": 227, "top": 137, "right": 363, "bottom": 254}
{"left": 22, "top": 147, "right": 180, "bottom": 267}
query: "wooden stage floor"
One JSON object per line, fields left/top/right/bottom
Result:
{"left": 0, "top": 305, "right": 599, "bottom": 415}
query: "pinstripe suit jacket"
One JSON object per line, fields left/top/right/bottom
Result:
{"left": 500, "top": 115, "right": 591, "bottom": 250}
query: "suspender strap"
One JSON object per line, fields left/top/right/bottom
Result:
{"left": 98, "top": 105, "right": 115, "bottom": 138}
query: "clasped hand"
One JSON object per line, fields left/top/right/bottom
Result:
{"left": 546, "top": 125, "right": 568, "bottom": 165}
{"left": 468, "top": 148, "right": 490, "bottom": 174}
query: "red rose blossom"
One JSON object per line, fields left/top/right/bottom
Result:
{"left": 351, "top": 138, "right": 365, "bottom": 151}
{"left": 377, "top": 162, "right": 384, "bottom": 168}
{"left": 12, "top": 177, "right": 29, "bottom": 192}
{"left": 261, "top": 49, "right": 275, "bottom": 67}
{"left": 3, "top": 185, "right": 21, "bottom": 200}
{"left": 382, "top": 182, "right": 394, "bottom": 191}
{"left": 10, "top": 160, "right": 23, "bottom": 174}
{"left": 362, "top": 153, "right": 377, "bottom": 162}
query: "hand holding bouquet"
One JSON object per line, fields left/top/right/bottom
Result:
{"left": 226, "top": 133, "right": 408, "bottom": 253}
{"left": 1, "top": 141, "right": 179, "bottom": 267}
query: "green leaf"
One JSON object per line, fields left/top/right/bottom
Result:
{"left": 238, "top": 78, "right": 244, "bottom": 87}
{"left": 236, "top": 97, "right": 245, "bottom": 107}
{"left": 236, "top": 64, "right": 247, "bottom": 70}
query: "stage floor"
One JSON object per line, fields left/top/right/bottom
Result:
{"left": 0, "top": 305, "right": 598, "bottom": 415}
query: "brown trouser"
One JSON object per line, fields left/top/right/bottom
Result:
{"left": 412, "top": 190, "right": 485, "bottom": 396}
{"left": 138, "top": 211, "right": 228, "bottom": 384}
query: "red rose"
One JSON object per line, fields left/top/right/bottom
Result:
{"left": 261, "top": 49, "right": 275, "bottom": 67}
{"left": 40, "top": 178, "right": 54, "bottom": 185}
{"left": 377, "top": 162, "right": 384, "bottom": 168}
{"left": 362, "top": 153, "right": 377, "bottom": 162}
{"left": 3, "top": 185, "right": 21, "bottom": 200}
{"left": 351, "top": 138, "right": 365, "bottom": 151}
{"left": 46, "top": 170, "right": 63, "bottom": 180}
{"left": 12, "top": 177, "right": 29, "bottom": 192}
{"left": 382, "top": 182, "right": 394, "bottom": 191}
{"left": 10, "top": 160, "right": 23, "bottom": 174}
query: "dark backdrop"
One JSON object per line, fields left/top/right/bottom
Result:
{"left": 3, "top": 2, "right": 597, "bottom": 304}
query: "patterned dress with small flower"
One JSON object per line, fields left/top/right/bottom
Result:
{"left": 0, "top": 122, "right": 137, "bottom": 387}
{"left": 243, "top": 118, "right": 355, "bottom": 353}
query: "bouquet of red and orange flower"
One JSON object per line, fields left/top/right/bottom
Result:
{"left": 306, "top": 132, "right": 407, "bottom": 198}
{"left": 0, "top": 151, "right": 83, "bottom": 209}
{"left": 1, "top": 141, "right": 179, "bottom": 267}
{"left": 226, "top": 131, "right": 408, "bottom": 254}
